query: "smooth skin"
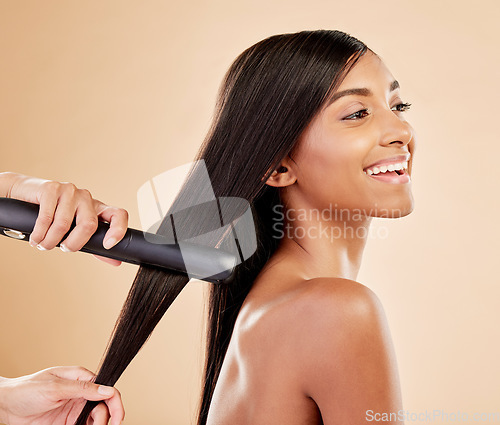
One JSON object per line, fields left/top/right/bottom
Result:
{"left": 207, "top": 51, "right": 415, "bottom": 424}
{"left": 0, "top": 172, "right": 129, "bottom": 425}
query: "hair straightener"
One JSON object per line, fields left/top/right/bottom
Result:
{"left": 0, "top": 197, "right": 237, "bottom": 284}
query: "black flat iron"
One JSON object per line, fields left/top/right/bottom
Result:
{"left": 0, "top": 197, "right": 237, "bottom": 284}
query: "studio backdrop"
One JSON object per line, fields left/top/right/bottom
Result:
{"left": 1, "top": 1, "right": 499, "bottom": 424}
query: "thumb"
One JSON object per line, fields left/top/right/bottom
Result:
{"left": 57, "top": 379, "right": 117, "bottom": 402}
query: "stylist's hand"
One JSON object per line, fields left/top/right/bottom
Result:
{"left": 0, "top": 367, "right": 124, "bottom": 425}
{"left": 2, "top": 172, "right": 128, "bottom": 266}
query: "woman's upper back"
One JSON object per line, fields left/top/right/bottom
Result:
{"left": 205, "top": 264, "right": 403, "bottom": 425}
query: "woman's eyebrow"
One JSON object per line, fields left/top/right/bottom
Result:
{"left": 326, "top": 80, "right": 400, "bottom": 106}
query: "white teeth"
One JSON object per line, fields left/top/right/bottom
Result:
{"left": 365, "top": 161, "right": 408, "bottom": 175}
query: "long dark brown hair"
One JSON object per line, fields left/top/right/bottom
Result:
{"left": 75, "top": 30, "right": 367, "bottom": 425}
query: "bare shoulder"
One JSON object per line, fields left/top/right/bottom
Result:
{"left": 239, "top": 276, "right": 402, "bottom": 424}
{"left": 299, "top": 277, "right": 402, "bottom": 423}
{"left": 299, "top": 276, "right": 387, "bottom": 329}
{"left": 300, "top": 276, "right": 382, "bottom": 308}
{"left": 284, "top": 277, "right": 391, "bottom": 365}
{"left": 238, "top": 276, "right": 386, "bottom": 358}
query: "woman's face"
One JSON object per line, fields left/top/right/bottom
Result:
{"left": 284, "top": 50, "right": 416, "bottom": 218}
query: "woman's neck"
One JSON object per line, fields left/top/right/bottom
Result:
{"left": 269, "top": 208, "right": 372, "bottom": 282}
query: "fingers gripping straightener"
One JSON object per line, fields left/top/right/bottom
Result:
{"left": 0, "top": 197, "right": 237, "bottom": 284}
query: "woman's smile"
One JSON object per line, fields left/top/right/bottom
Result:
{"left": 363, "top": 153, "right": 411, "bottom": 184}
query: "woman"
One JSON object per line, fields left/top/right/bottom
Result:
{"left": 73, "top": 29, "right": 414, "bottom": 425}
{"left": 203, "top": 41, "right": 413, "bottom": 425}
{"left": 6, "top": 29, "right": 415, "bottom": 424}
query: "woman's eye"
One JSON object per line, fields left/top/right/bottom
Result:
{"left": 392, "top": 102, "right": 412, "bottom": 112}
{"left": 343, "top": 109, "right": 369, "bottom": 120}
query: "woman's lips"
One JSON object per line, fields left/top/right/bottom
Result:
{"left": 364, "top": 154, "right": 410, "bottom": 170}
{"left": 365, "top": 167, "right": 411, "bottom": 184}
{"left": 363, "top": 155, "right": 411, "bottom": 184}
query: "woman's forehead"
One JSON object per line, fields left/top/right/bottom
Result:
{"left": 337, "top": 51, "right": 395, "bottom": 91}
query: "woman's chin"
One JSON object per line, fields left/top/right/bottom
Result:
{"left": 376, "top": 198, "right": 415, "bottom": 218}
{"left": 388, "top": 206, "right": 414, "bottom": 218}
{"left": 362, "top": 193, "right": 414, "bottom": 218}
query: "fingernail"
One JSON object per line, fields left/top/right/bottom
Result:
{"left": 103, "top": 237, "right": 117, "bottom": 250}
{"left": 36, "top": 244, "right": 47, "bottom": 251}
{"left": 29, "top": 236, "right": 37, "bottom": 247}
{"left": 60, "top": 243, "right": 71, "bottom": 252}
{"left": 98, "top": 385, "right": 114, "bottom": 396}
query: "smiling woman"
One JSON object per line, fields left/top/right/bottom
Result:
{"left": 73, "top": 30, "right": 414, "bottom": 425}
{"left": 281, "top": 50, "right": 416, "bottom": 221}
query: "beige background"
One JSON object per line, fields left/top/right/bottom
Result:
{"left": 1, "top": 1, "right": 499, "bottom": 424}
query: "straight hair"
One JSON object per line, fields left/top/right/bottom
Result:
{"left": 75, "top": 29, "right": 367, "bottom": 425}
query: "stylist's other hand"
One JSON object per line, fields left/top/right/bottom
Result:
{"left": 0, "top": 366, "right": 124, "bottom": 425}
{"left": 0, "top": 172, "right": 128, "bottom": 266}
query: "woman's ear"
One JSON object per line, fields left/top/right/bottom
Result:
{"left": 264, "top": 161, "right": 297, "bottom": 188}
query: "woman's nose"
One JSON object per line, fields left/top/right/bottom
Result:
{"left": 378, "top": 110, "right": 414, "bottom": 148}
